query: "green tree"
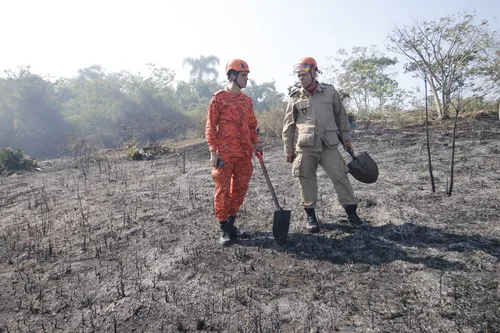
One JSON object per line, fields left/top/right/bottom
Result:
{"left": 175, "top": 79, "right": 224, "bottom": 113}
{"left": 473, "top": 38, "right": 500, "bottom": 98}
{"left": 56, "top": 65, "right": 123, "bottom": 144}
{"left": 0, "top": 66, "right": 71, "bottom": 157}
{"left": 118, "top": 64, "right": 188, "bottom": 143}
{"left": 326, "top": 46, "right": 402, "bottom": 113}
{"left": 182, "top": 55, "right": 220, "bottom": 82}
{"left": 388, "top": 11, "right": 496, "bottom": 119}
{"left": 245, "top": 79, "right": 284, "bottom": 112}
{"left": 57, "top": 64, "right": 188, "bottom": 146}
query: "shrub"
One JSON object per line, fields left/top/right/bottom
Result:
{"left": 257, "top": 102, "right": 288, "bottom": 138}
{"left": 0, "top": 148, "right": 39, "bottom": 173}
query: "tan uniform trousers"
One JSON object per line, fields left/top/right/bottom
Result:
{"left": 292, "top": 145, "right": 356, "bottom": 208}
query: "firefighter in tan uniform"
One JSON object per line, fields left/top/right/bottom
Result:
{"left": 282, "top": 57, "right": 363, "bottom": 232}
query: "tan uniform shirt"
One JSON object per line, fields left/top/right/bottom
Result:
{"left": 282, "top": 81, "right": 351, "bottom": 155}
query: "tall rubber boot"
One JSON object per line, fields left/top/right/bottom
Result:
{"left": 227, "top": 216, "right": 249, "bottom": 239}
{"left": 219, "top": 221, "right": 232, "bottom": 246}
{"left": 304, "top": 208, "right": 319, "bottom": 233}
{"left": 342, "top": 204, "right": 363, "bottom": 228}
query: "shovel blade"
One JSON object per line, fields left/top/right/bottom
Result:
{"left": 348, "top": 151, "right": 379, "bottom": 184}
{"left": 272, "top": 209, "right": 291, "bottom": 245}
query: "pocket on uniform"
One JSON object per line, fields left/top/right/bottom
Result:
{"left": 295, "top": 100, "right": 312, "bottom": 119}
{"left": 297, "top": 127, "right": 316, "bottom": 147}
{"left": 292, "top": 154, "right": 302, "bottom": 177}
{"left": 323, "top": 123, "right": 340, "bottom": 147}
{"left": 296, "top": 100, "right": 310, "bottom": 110}
{"left": 342, "top": 159, "right": 349, "bottom": 174}
{"left": 292, "top": 153, "right": 318, "bottom": 178}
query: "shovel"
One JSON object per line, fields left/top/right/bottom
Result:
{"left": 337, "top": 133, "right": 379, "bottom": 184}
{"left": 254, "top": 150, "right": 291, "bottom": 245}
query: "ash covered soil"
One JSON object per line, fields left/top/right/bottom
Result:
{"left": 0, "top": 114, "right": 499, "bottom": 332}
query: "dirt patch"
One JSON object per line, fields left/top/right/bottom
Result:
{"left": 0, "top": 116, "right": 499, "bottom": 332}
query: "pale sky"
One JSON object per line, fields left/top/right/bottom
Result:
{"left": 1, "top": 0, "right": 498, "bottom": 95}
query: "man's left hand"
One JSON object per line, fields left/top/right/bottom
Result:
{"left": 343, "top": 141, "right": 354, "bottom": 154}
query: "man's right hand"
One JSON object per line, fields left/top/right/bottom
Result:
{"left": 286, "top": 153, "right": 295, "bottom": 163}
{"left": 210, "top": 151, "right": 220, "bottom": 168}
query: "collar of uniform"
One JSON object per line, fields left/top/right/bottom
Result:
{"left": 299, "top": 80, "right": 324, "bottom": 95}
{"left": 315, "top": 81, "right": 326, "bottom": 93}
{"left": 226, "top": 87, "right": 243, "bottom": 96}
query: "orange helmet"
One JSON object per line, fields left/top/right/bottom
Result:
{"left": 226, "top": 59, "right": 250, "bottom": 74}
{"left": 294, "top": 57, "right": 320, "bottom": 73}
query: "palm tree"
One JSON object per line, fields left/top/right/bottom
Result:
{"left": 182, "top": 55, "right": 220, "bottom": 82}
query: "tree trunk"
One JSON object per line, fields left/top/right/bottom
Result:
{"left": 424, "top": 77, "right": 436, "bottom": 193}
{"left": 440, "top": 90, "right": 451, "bottom": 119}
{"left": 364, "top": 89, "right": 368, "bottom": 112}
{"left": 441, "top": 101, "right": 451, "bottom": 119}
{"left": 429, "top": 83, "right": 442, "bottom": 119}
{"left": 353, "top": 96, "right": 362, "bottom": 112}
{"left": 448, "top": 86, "right": 461, "bottom": 196}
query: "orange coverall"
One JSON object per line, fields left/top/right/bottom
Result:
{"left": 205, "top": 88, "right": 259, "bottom": 222}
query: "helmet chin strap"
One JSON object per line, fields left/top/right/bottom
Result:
{"left": 232, "top": 72, "right": 243, "bottom": 89}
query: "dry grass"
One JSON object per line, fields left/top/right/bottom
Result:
{"left": 0, "top": 114, "right": 499, "bottom": 332}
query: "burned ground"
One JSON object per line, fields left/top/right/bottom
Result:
{"left": 0, "top": 114, "right": 499, "bottom": 332}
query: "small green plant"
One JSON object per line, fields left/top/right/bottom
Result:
{"left": 0, "top": 148, "right": 39, "bottom": 173}
{"left": 126, "top": 141, "right": 170, "bottom": 161}
{"left": 126, "top": 142, "right": 143, "bottom": 161}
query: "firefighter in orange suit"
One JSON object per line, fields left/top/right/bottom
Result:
{"left": 205, "top": 59, "right": 263, "bottom": 245}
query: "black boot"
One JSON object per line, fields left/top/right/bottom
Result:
{"left": 219, "top": 221, "right": 232, "bottom": 246}
{"left": 304, "top": 208, "right": 319, "bottom": 233}
{"left": 342, "top": 204, "right": 363, "bottom": 228}
{"left": 227, "top": 216, "right": 249, "bottom": 239}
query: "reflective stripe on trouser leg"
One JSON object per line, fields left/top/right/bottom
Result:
{"left": 228, "top": 157, "right": 253, "bottom": 216}
{"left": 318, "top": 147, "right": 356, "bottom": 205}
{"left": 292, "top": 152, "right": 320, "bottom": 209}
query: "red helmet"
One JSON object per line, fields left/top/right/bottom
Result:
{"left": 226, "top": 59, "right": 250, "bottom": 74}
{"left": 294, "top": 57, "right": 319, "bottom": 73}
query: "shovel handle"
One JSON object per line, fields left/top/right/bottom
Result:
{"left": 337, "top": 132, "right": 357, "bottom": 160}
{"left": 346, "top": 147, "right": 356, "bottom": 160}
{"left": 254, "top": 150, "right": 281, "bottom": 211}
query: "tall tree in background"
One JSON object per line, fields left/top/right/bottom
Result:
{"left": 245, "top": 79, "right": 284, "bottom": 112}
{"left": 0, "top": 66, "right": 71, "bottom": 157}
{"left": 175, "top": 79, "right": 224, "bottom": 111}
{"left": 473, "top": 38, "right": 500, "bottom": 101}
{"left": 182, "top": 55, "right": 220, "bottom": 82}
{"left": 57, "top": 64, "right": 122, "bottom": 139}
{"left": 56, "top": 63, "right": 188, "bottom": 145}
{"left": 388, "top": 11, "right": 496, "bottom": 119}
{"left": 326, "top": 46, "right": 402, "bottom": 113}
